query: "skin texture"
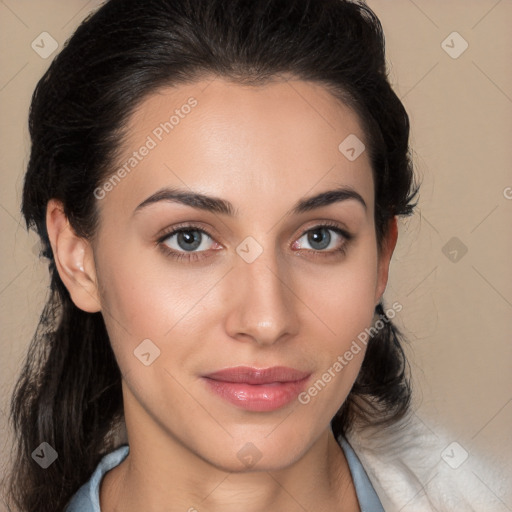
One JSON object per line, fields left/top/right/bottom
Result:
{"left": 46, "top": 77, "right": 398, "bottom": 512}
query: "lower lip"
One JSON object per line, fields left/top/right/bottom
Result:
{"left": 203, "top": 377, "right": 310, "bottom": 412}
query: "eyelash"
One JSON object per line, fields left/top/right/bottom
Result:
{"left": 156, "top": 222, "right": 353, "bottom": 263}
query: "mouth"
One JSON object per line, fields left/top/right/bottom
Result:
{"left": 202, "top": 366, "right": 311, "bottom": 412}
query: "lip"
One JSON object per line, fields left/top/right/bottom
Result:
{"left": 203, "top": 366, "right": 311, "bottom": 412}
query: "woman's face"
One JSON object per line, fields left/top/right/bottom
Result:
{"left": 88, "top": 77, "right": 395, "bottom": 471}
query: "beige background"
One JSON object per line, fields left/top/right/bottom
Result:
{"left": 1, "top": 0, "right": 511, "bottom": 510}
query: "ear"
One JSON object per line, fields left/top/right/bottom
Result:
{"left": 46, "top": 199, "right": 101, "bottom": 313}
{"left": 374, "top": 216, "right": 399, "bottom": 306}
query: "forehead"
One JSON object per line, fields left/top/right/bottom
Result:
{"left": 99, "top": 77, "right": 374, "bottom": 218}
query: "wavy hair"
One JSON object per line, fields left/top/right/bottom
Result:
{"left": 6, "top": 0, "right": 418, "bottom": 510}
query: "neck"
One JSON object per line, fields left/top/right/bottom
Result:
{"left": 100, "top": 391, "right": 359, "bottom": 512}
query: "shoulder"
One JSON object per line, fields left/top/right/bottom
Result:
{"left": 65, "top": 445, "right": 130, "bottom": 512}
{"left": 345, "top": 411, "right": 504, "bottom": 511}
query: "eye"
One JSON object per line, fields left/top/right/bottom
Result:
{"left": 157, "top": 222, "right": 352, "bottom": 263}
{"left": 158, "top": 225, "right": 218, "bottom": 262}
{"left": 162, "top": 228, "right": 213, "bottom": 252}
{"left": 293, "top": 224, "right": 350, "bottom": 253}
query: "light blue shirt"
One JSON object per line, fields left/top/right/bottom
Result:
{"left": 65, "top": 435, "right": 384, "bottom": 511}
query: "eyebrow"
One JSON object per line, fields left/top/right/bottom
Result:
{"left": 133, "top": 185, "right": 367, "bottom": 217}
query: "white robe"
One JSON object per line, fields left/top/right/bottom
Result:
{"left": 346, "top": 410, "right": 509, "bottom": 511}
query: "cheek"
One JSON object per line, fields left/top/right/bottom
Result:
{"left": 299, "top": 240, "right": 379, "bottom": 340}
{"left": 94, "top": 240, "right": 222, "bottom": 378}
{"left": 293, "top": 240, "right": 379, "bottom": 406}
{"left": 94, "top": 243, "right": 168, "bottom": 354}
{"left": 96, "top": 235, "right": 183, "bottom": 326}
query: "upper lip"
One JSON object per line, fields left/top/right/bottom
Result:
{"left": 204, "top": 366, "right": 311, "bottom": 384}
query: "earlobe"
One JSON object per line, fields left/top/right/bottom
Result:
{"left": 46, "top": 199, "right": 101, "bottom": 313}
{"left": 375, "top": 216, "right": 399, "bottom": 306}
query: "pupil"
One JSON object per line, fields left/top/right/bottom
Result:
{"left": 178, "top": 230, "right": 201, "bottom": 251}
{"left": 308, "top": 228, "right": 331, "bottom": 250}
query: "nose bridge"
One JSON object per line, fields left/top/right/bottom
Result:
{"left": 225, "top": 238, "right": 298, "bottom": 344}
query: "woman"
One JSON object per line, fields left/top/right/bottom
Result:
{"left": 5, "top": 0, "right": 491, "bottom": 510}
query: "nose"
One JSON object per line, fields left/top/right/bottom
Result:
{"left": 223, "top": 246, "right": 300, "bottom": 347}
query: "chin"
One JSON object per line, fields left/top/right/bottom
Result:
{"left": 196, "top": 429, "right": 313, "bottom": 473}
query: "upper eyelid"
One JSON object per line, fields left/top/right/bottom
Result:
{"left": 157, "top": 223, "right": 216, "bottom": 243}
